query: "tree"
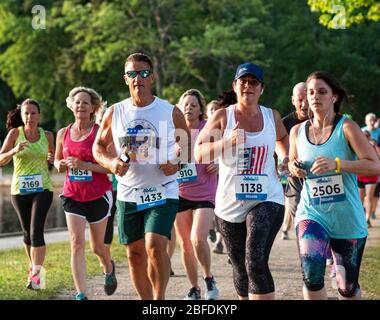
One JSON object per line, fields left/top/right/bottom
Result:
{"left": 308, "top": 0, "right": 380, "bottom": 28}
{"left": 0, "top": 0, "right": 378, "bottom": 133}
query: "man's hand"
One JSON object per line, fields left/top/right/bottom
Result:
{"left": 159, "top": 162, "right": 180, "bottom": 176}
{"left": 112, "top": 158, "right": 130, "bottom": 177}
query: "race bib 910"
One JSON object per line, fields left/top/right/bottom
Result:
{"left": 177, "top": 163, "right": 198, "bottom": 183}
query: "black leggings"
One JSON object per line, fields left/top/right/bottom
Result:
{"left": 11, "top": 190, "right": 53, "bottom": 247}
{"left": 104, "top": 191, "right": 116, "bottom": 245}
{"left": 217, "top": 202, "right": 284, "bottom": 296}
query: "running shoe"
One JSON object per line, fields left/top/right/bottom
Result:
{"left": 204, "top": 276, "right": 219, "bottom": 300}
{"left": 371, "top": 212, "right": 376, "bottom": 219}
{"left": 26, "top": 271, "right": 41, "bottom": 290}
{"left": 326, "top": 258, "right": 334, "bottom": 266}
{"left": 170, "top": 269, "right": 175, "bottom": 277}
{"left": 184, "top": 287, "right": 201, "bottom": 300}
{"left": 213, "top": 242, "right": 224, "bottom": 254}
{"left": 208, "top": 229, "right": 217, "bottom": 243}
{"left": 75, "top": 292, "right": 88, "bottom": 300}
{"left": 104, "top": 260, "right": 117, "bottom": 295}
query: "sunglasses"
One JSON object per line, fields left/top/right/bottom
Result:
{"left": 237, "top": 78, "right": 261, "bottom": 87}
{"left": 125, "top": 70, "right": 152, "bottom": 79}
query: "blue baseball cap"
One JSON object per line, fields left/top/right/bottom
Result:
{"left": 234, "top": 62, "right": 264, "bottom": 83}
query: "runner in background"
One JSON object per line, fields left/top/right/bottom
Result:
{"left": 55, "top": 87, "right": 117, "bottom": 300}
{"left": 361, "top": 113, "right": 380, "bottom": 219}
{"left": 0, "top": 99, "right": 54, "bottom": 290}
{"left": 95, "top": 107, "right": 117, "bottom": 264}
{"left": 175, "top": 89, "right": 219, "bottom": 300}
{"left": 357, "top": 130, "right": 380, "bottom": 227}
{"left": 280, "top": 82, "right": 309, "bottom": 240}
{"left": 205, "top": 100, "right": 225, "bottom": 254}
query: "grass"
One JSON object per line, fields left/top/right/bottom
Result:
{"left": 1, "top": 235, "right": 379, "bottom": 300}
{"left": 0, "top": 237, "right": 127, "bottom": 300}
{"left": 360, "top": 242, "right": 380, "bottom": 299}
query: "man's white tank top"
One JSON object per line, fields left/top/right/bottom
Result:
{"left": 215, "top": 104, "right": 284, "bottom": 223}
{"left": 111, "top": 97, "right": 178, "bottom": 201}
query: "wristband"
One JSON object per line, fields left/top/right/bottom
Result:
{"left": 335, "top": 157, "right": 341, "bottom": 173}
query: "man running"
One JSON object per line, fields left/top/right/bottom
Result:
{"left": 93, "top": 52, "right": 190, "bottom": 300}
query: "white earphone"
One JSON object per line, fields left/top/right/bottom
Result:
{"left": 261, "top": 89, "right": 264, "bottom": 95}
{"left": 333, "top": 97, "right": 337, "bottom": 103}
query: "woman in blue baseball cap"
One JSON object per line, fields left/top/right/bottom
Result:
{"left": 194, "top": 62, "right": 289, "bottom": 300}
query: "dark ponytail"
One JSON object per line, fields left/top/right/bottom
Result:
{"left": 5, "top": 99, "right": 41, "bottom": 131}
{"left": 6, "top": 106, "right": 22, "bottom": 131}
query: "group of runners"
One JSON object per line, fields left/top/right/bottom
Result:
{"left": 0, "top": 52, "right": 379, "bottom": 300}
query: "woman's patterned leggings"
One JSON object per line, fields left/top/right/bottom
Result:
{"left": 296, "top": 219, "right": 366, "bottom": 297}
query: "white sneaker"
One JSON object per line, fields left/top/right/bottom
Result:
{"left": 204, "top": 276, "right": 219, "bottom": 300}
{"left": 326, "top": 258, "right": 334, "bottom": 266}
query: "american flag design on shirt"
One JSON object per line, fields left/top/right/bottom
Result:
{"left": 237, "top": 145, "right": 269, "bottom": 175}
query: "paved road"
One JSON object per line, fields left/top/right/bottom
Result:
{"left": 52, "top": 217, "right": 380, "bottom": 300}
{"left": 1, "top": 172, "right": 379, "bottom": 300}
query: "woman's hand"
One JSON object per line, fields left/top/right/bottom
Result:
{"left": 57, "top": 159, "right": 68, "bottom": 172}
{"left": 47, "top": 152, "right": 54, "bottom": 164}
{"left": 13, "top": 141, "right": 29, "bottom": 154}
{"left": 228, "top": 121, "right": 246, "bottom": 148}
{"left": 289, "top": 159, "right": 307, "bottom": 178}
{"left": 310, "top": 156, "right": 337, "bottom": 175}
{"left": 66, "top": 156, "right": 86, "bottom": 170}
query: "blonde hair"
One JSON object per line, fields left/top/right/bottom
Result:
{"left": 66, "top": 86, "right": 106, "bottom": 121}
{"left": 178, "top": 89, "right": 206, "bottom": 120}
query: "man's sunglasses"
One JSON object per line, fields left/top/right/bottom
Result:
{"left": 125, "top": 70, "right": 152, "bottom": 79}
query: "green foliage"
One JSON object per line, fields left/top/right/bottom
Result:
{"left": 0, "top": 0, "right": 379, "bottom": 140}
{"left": 308, "top": 0, "right": 380, "bottom": 28}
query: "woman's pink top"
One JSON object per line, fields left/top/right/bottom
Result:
{"left": 62, "top": 123, "right": 112, "bottom": 202}
{"left": 179, "top": 120, "right": 217, "bottom": 204}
